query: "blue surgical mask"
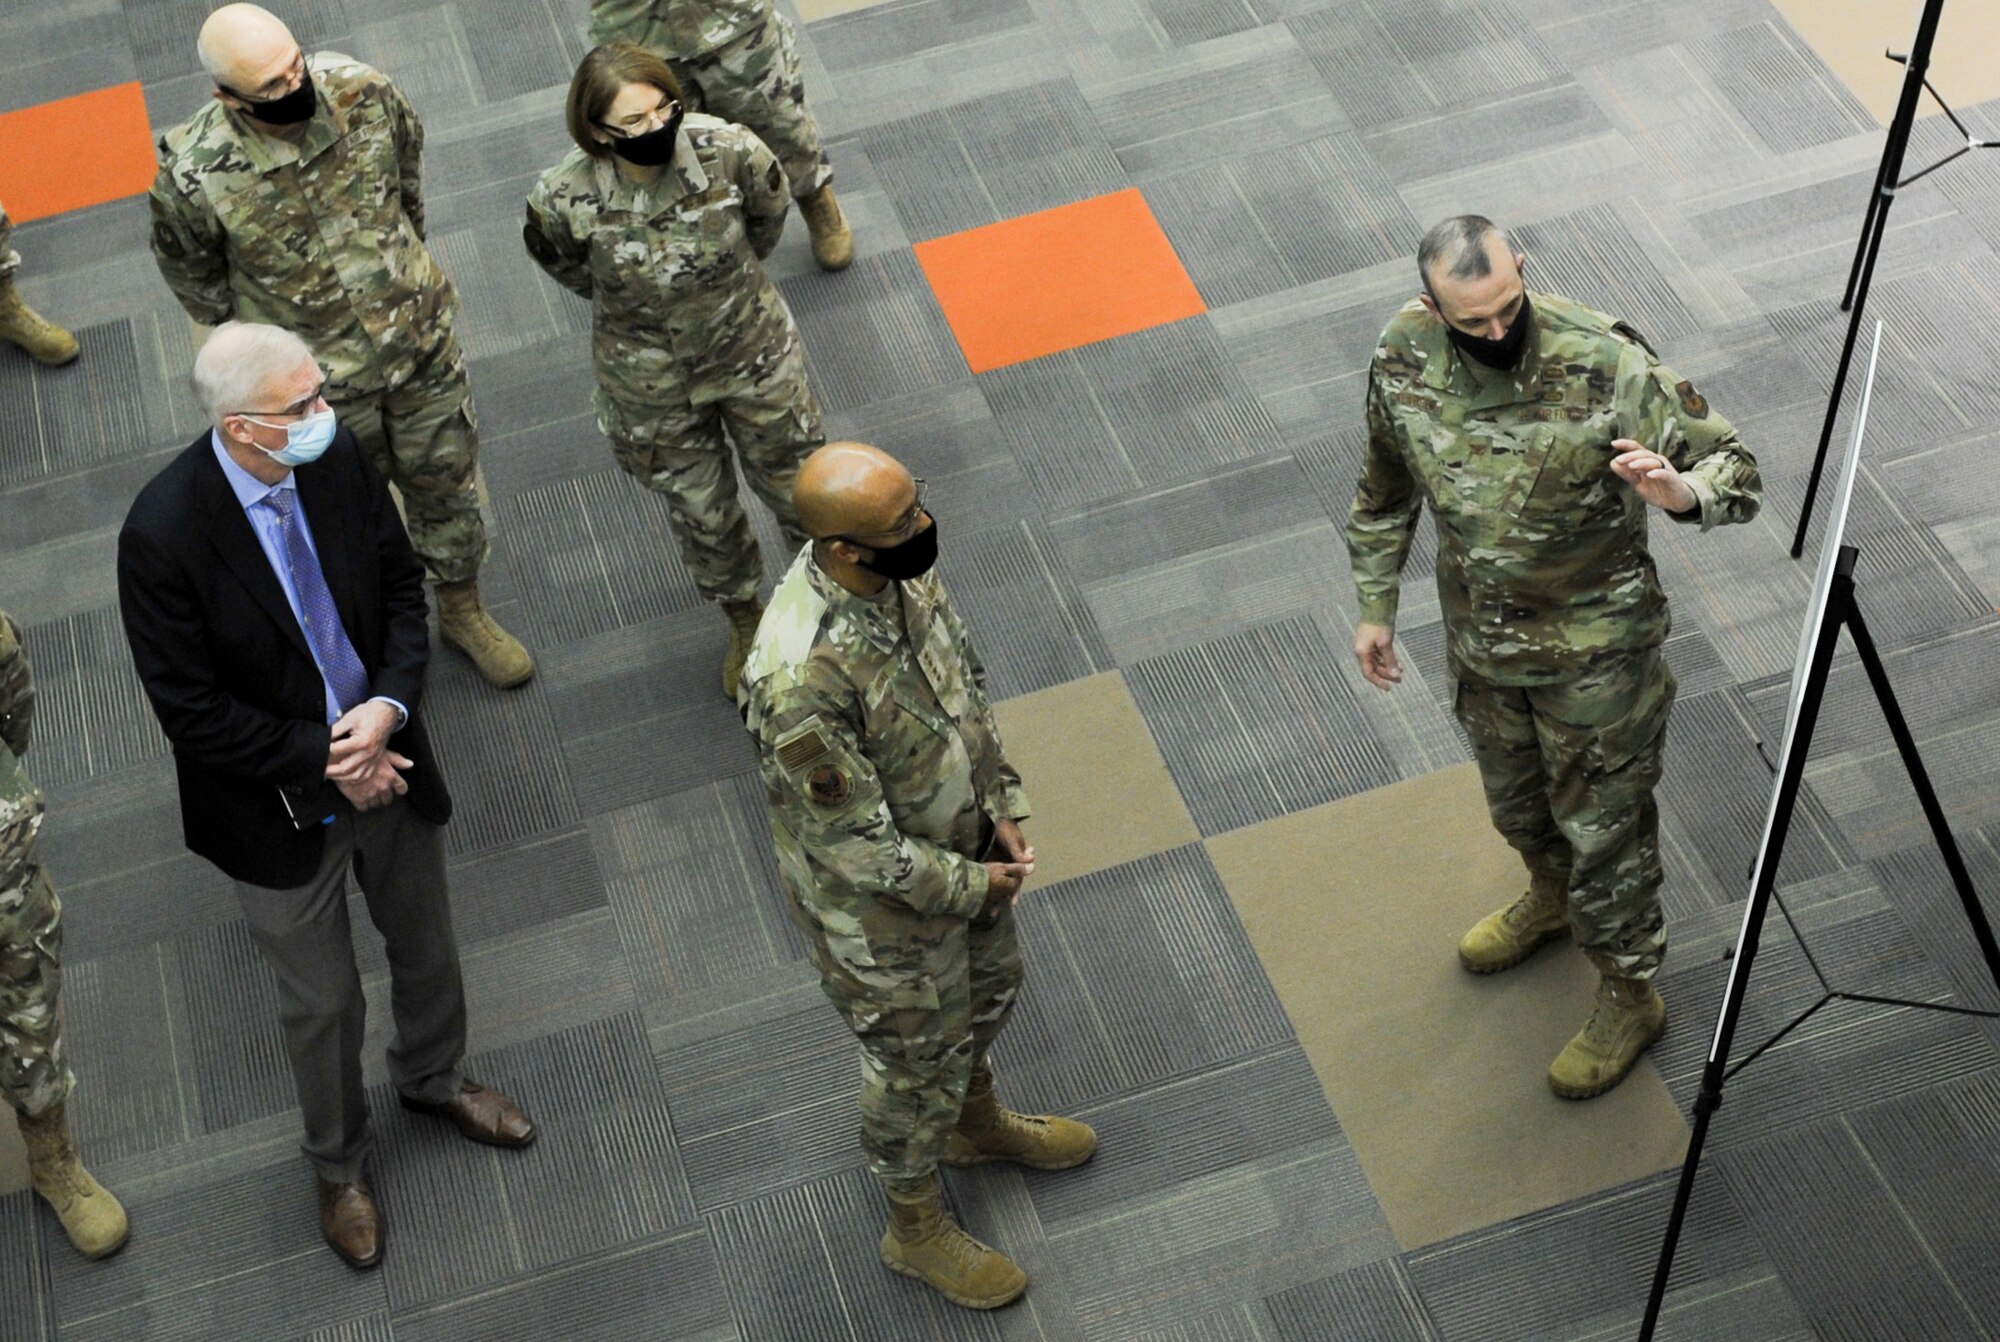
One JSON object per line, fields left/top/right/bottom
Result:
{"left": 245, "top": 406, "right": 338, "bottom": 467}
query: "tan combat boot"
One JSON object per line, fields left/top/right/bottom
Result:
{"left": 799, "top": 184, "right": 853, "bottom": 271}
{"left": 880, "top": 1175, "right": 1027, "bottom": 1310}
{"left": 434, "top": 579, "right": 534, "bottom": 689}
{"left": 0, "top": 281, "right": 80, "bottom": 366}
{"left": 1548, "top": 975, "right": 1667, "bottom": 1100}
{"left": 18, "top": 1103, "right": 129, "bottom": 1259}
{"left": 943, "top": 1082, "right": 1097, "bottom": 1171}
{"left": 721, "top": 598, "right": 764, "bottom": 700}
{"left": 1457, "top": 881, "right": 1569, "bottom": 973}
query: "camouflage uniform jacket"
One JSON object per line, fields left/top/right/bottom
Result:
{"left": 1347, "top": 290, "right": 1762, "bottom": 686}
{"left": 523, "top": 116, "right": 794, "bottom": 412}
{"left": 0, "top": 612, "right": 43, "bottom": 887}
{"left": 588, "top": 0, "right": 769, "bottom": 56}
{"left": 148, "top": 53, "right": 453, "bottom": 396}
{"left": 743, "top": 547, "right": 1031, "bottom": 924}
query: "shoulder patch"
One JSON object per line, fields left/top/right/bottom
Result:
{"left": 1675, "top": 379, "right": 1709, "bottom": 420}
{"left": 806, "top": 763, "right": 852, "bottom": 807}
{"left": 777, "top": 728, "right": 829, "bottom": 773}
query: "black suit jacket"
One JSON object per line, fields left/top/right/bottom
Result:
{"left": 118, "top": 428, "right": 452, "bottom": 888}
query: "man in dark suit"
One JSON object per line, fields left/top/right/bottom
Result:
{"left": 117, "top": 321, "right": 536, "bottom": 1269}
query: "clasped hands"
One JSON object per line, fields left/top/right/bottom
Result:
{"left": 982, "top": 817, "right": 1035, "bottom": 912}
{"left": 324, "top": 700, "right": 410, "bottom": 811}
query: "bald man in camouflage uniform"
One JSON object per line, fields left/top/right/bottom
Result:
{"left": 148, "top": 7, "right": 532, "bottom": 688}
{"left": 1348, "top": 216, "right": 1761, "bottom": 1099}
{"left": 1, "top": 611, "right": 128, "bottom": 1259}
{"left": 587, "top": 0, "right": 852, "bottom": 269}
{"left": 0, "top": 200, "right": 81, "bottom": 366}
{"left": 741, "top": 443, "right": 1094, "bottom": 1310}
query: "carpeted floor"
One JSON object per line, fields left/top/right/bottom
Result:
{"left": 6, "top": 0, "right": 2000, "bottom": 1338}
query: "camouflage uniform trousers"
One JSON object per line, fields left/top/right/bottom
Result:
{"left": 600, "top": 346, "right": 823, "bottom": 605}
{"left": 793, "top": 891, "right": 1022, "bottom": 1196}
{"left": 670, "top": 14, "right": 833, "bottom": 201}
{"left": 1451, "top": 648, "right": 1678, "bottom": 981}
{"left": 1, "top": 201, "right": 18, "bottom": 280}
{"left": 0, "top": 858, "right": 72, "bottom": 1120}
{"left": 330, "top": 333, "right": 487, "bottom": 586}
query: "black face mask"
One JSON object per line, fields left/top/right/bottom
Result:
{"left": 848, "top": 520, "right": 939, "bottom": 582}
{"left": 225, "top": 72, "right": 317, "bottom": 125}
{"left": 602, "top": 108, "right": 684, "bottom": 168}
{"left": 1444, "top": 290, "right": 1536, "bottom": 371}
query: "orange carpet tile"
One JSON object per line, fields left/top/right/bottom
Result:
{"left": 914, "top": 188, "right": 1206, "bottom": 374}
{"left": 0, "top": 83, "right": 158, "bottom": 224}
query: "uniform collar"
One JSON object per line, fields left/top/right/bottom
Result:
{"left": 806, "top": 549, "right": 905, "bottom": 658}
{"left": 1418, "top": 288, "right": 1549, "bottom": 408}
{"left": 590, "top": 129, "right": 707, "bottom": 212}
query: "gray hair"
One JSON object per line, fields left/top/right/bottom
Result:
{"left": 1417, "top": 215, "right": 1506, "bottom": 292}
{"left": 192, "top": 321, "right": 316, "bottom": 425}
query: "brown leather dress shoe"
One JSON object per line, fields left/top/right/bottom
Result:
{"left": 399, "top": 1078, "right": 537, "bottom": 1148}
{"left": 317, "top": 1178, "right": 383, "bottom": 1269}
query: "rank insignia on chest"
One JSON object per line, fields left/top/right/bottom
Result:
{"left": 807, "top": 764, "right": 852, "bottom": 807}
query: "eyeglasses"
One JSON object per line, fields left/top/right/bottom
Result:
{"left": 238, "top": 377, "right": 330, "bottom": 420}
{"left": 833, "top": 478, "right": 928, "bottom": 545}
{"left": 597, "top": 94, "right": 681, "bottom": 139}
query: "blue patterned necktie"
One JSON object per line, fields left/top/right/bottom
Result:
{"left": 265, "top": 489, "right": 371, "bottom": 717}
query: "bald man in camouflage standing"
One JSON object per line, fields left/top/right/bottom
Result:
{"left": 148, "top": 3, "right": 532, "bottom": 689}
{"left": 741, "top": 443, "right": 1095, "bottom": 1310}
{"left": 1348, "top": 215, "right": 1762, "bottom": 1099}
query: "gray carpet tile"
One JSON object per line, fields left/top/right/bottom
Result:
{"left": 1290, "top": 0, "right": 1562, "bottom": 132}
{"left": 652, "top": 977, "right": 859, "bottom": 1213}
{"left": 938, "top": 519, "right": 1109, "bottom": 699}
{"left": 502, "top": 468, "right": 707, "bottom": 645}
{"left": 1406, "top": 1171, "right": 1808, "bottom": 1342}
{"left": 712, "top": 1166, "right": 1008, "bottom": 1342}
{"left": 1264, "top": 1258, "right": 1438, "bottom": 1342}
{"left": 422, "top": 650, "right": 582, "bottom": 858}
{"left": 59, "top": 943, "right": 199, "bottom": 1164}
{"left": 0, "top": 318, "right": 150, "bottom": 487}
{"left": 1717, "top": 1117, "right": 1992, "bottom": 1342}
{"left": 1127, "top": 614, "right": 1396, "bottom": 833}
{"left": 46, "top": 1154, "right": 388, "bottom": 1342}
{"left": 172, "top": 918, "right": 295, "bottom": 1135}
{"left": 1362, "top": 78, "right": 1615, "bottom": 188}
{"left": 12, "top": 605, "right": 164, "bottom": 790}
{"left": 370, "top": 1013, "right": 691, "bottom": 1312}
{"left": 1148, "top": 133, "right": 1418, "bottom": 307}
{"left": 1867, "top": 837, "right": 2000, "bottom": 1018}
{"left": 591, "top": 772, "right": 807, "bottom": 1008}
{"left": 429, "top": 221, "right": 583, "bottom": 362}
{"left": 1529, "top": 0, "right": 1771, "bottom": 74}
{"left": 391, "top": 1228, "right": 735, "bottom": 1342}
{"left": 983, "top": 315, "right": 1280, "bottom": 513}
{"left": 347, "top": 5, "right": 480, "bottom": 119}
{"left": 1686, "top": 20, "right": 1875, "bottom": 156}
{"left": 993, "top": 845, "right": 1294, "bottom": 1112}
{"left": 456, "top": 0, "right": 580, "bottom": 103}
{"left": 560, "top": 679, "right": 761, "bottom": 818}
{"left": 0, "top": 1189, "right": 54, "bottom": 1342}
{"left": 859, "top": 78, "right": 1125, "bottom": 242}
{"left": 1512, "top": 202, "right": 1703, "bottom": 341}
{"left": 1147, "top": 0, "right": 1262, "bottom": 49}
{"left": 303, "top": 1315, "right": 397, "bottom": 1342}
{"left": 786, "top": 250, "right": 968, "bottom": 413}
{"left": 1081, "top": 23, "right": 1350, "bottom": 181}
{"left": 807, "top": 0, "right": 1036, "bottom": 78}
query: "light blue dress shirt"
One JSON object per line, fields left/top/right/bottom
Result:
{"left": 210, "top": 433, "right": 409, "bottom": 728}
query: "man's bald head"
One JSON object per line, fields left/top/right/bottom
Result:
{"left": 795, "top": 442, "right": 918, "bottom": 542}
{"left": 199, "top": 4, "right": 299, "bottom": 94}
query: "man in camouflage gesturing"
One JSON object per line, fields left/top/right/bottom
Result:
{"left": 148, "top": 3, "right": 532, "bottom": 689}
{"left": 1347, "top": 216, "right": 1762, "bottom": 1099}
{"left": 741, "top": 442, "right": 1094, "bottom": 1311}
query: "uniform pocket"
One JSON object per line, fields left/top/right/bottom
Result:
{"left": 1592, "top": 659, "right": 1677, "bottom": 774}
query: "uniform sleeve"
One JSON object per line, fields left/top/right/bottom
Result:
{"left": 947, "top": 600, "right": 1030, "bottom": 823}
{"left": 751, "top": 676, "right": 991, "bottom": 919}
{"left": 1618, "top": 347, "right": 1763, "bottom": 532}
{"left": 522, "top": 184, "right": 594, "bottom": 299}
{"left": 385, "top": 77, "right": 427, "bottom": 239}
{"left": 0, "top": 610, "right": 35, "bottom": 758}
{"left": 148, "top": 156, "right": 235, "bottom": 326}
{"left": 1345, "top": 368, "right": 1424, "bottom": 626}
{"left": 734, "top": 128, "right": 791, "bottom": 260}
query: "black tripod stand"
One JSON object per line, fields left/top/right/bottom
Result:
{"left": 1636, "top": 545, "right": 2000, "bottom": 1339}
{"left": 1788, "top": 0, "right": 1997, "bottom": 559}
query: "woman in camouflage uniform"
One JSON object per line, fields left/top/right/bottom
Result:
{"left": 523, "top": 41, "right": 826, "bottom": 698}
